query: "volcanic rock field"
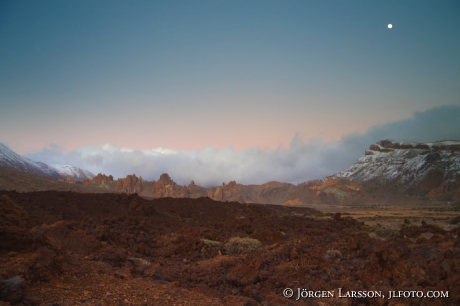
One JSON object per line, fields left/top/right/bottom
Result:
{"left": 1, "top": 191, "right": 459, "bottom": 305}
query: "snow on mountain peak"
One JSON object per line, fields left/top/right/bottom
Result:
{"left": 0, "top": 143, "right": 94, "bottom": 181}
{"left": 51, "top": 164, "right": 95, "bottom": 181}
{"left": 0, "top": 143, "right": 61, "bottom": 178}
{"left": 333, "top": 139, "right": 460, "bottom": 192}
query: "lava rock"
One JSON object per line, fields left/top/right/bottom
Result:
{"left": 0, "top": 276, "right": 26, "bottom": 304}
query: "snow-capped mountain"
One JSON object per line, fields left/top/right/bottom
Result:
{"left": 333, "top": 139, "right": 460, "bottom": 193}
{"left": 0, "top": 143, "right": 94, "bottom": 181}
{"left": 0, "top": 143, "right": 61, "bottom": 178}
{"left": 51, "top": 164, "right": 95, "bottom": 181}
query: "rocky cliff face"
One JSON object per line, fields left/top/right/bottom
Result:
{"left": 115, "top": 174, "right": 145, "bottom": 194}
{"left": 333, "top": 140, "right": 460, "bottom": 201}
{"left": 149, "top": 173, "right": 182, "bottom": 198}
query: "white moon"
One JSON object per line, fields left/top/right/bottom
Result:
{"left": 388, "top": 24, "right": 393, "bottom": 29}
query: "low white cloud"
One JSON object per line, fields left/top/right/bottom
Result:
{"left": 24, "top": 105, "right": 460, "bottom": 187}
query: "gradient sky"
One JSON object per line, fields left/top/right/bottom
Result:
{"left": 1, "top": 1, "right": 459, "bottom": 185}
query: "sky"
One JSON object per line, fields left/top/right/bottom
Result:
{"left": 1, "top": 0, "right": 459, "bottom": 186}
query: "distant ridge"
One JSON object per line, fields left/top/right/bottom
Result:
{"left": 0, "top": 143, "right": 61, "bottom": 178}
{"left": 0, "top": 166, "right": 107, "bottom": 193}
{"left": 2, "top": 139, "right": 459, "bottom": 204}
{"left": 52, "top": 164, "right": 95, "bottom": 181}
{"left": 333, "top": 139, "right": 460, "bottom": 197}
{"left": 0, "top": 143, "right": 94, "bottom": 181}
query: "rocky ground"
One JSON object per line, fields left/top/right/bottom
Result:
{"left": 1, "top": 191, "right": 460, "bottom": 305}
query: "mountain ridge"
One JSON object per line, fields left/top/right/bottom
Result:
{"left": 0, "top": 143, "right": 61, "bottom": 178}
{"left": 333, "top": 139, "right": 460, "bottom": 197}
{"left": 1, "top": 139, "right": 459, "bottom": 204}
{"left": 81, "top": 139, "right": 460, "bottom": 204}
{"left": 52, "top": 164, "right": 95, "bottom": 181}
{"left": 0, "top": 143, "right": 94, "bottom": 181}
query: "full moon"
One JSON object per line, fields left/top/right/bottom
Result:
{"left": 388, "top": 24, "right": 393, "bottom": 29}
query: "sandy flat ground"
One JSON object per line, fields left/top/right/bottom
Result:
{"left": 308, "top": 201, "right": 460, "bottom": 230}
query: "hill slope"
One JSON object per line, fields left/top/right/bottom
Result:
{"left": 52, "top": 164, "right": 95, "bottom": 181}
{"left": 0, "top": 143, "right": 61, "bottom": 178}
{"left": 0, "top": 166, "right": 107, "bottom": 193}
{"left": 0, "top": 143, "right": 94, "bottom": 181}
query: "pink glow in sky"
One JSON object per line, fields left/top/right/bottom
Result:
{"left": 17, "top": 105, "right": 460, "bottom": 186}
{"left": 1, "top": 1, "right": 459, "bottom": 185}
{"left": 2, "top": 90, "right": 435, "bottom": 155}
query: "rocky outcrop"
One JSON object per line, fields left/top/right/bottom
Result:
{"left": 334, "top": 139, "right": 460, "bottom": 199}
{"left": 115, "top": 174, "right": 145, "bottom": 194}
{"left": 150, "top": 173, "right": 181, "bottom": 198}
{"left": 57, "top": 176, "right": 76, "bottom": 184}
{"left": 83, "top": 173, "right": 114, "bottom": 189}
{"left": 158, "top": 173, "right": 174, "bottom": 185}
{"left": 186, "top": 181, "right": 208, "bottom": 198}
{"left": 79, "top": 174, "right": 365, "bottom": 205}
{"left": 299, "top": 178, "right": 363, "bottom": 204}
{"left": 82, "top": 172, "right": 209, "bottom": 198}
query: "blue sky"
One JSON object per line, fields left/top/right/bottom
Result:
{"left": 1, "top": 0, "right": 459, "bottom": 184}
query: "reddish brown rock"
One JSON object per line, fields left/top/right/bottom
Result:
{"left": 28, "top": 246, "right": 63, "bottom": 281}
{"left": 0, "top": 195, "right": 30, "bottom": 250}
{"left": 0, "top": 190, "right": 458, "bottom": 305}
{"left": 400, "top": 222, "right": 447, "bottom": 238}
{"left": 223, "top": 295, "right": 259, "bottom": 306}
{"left": 82, "top": 173, "right": 114, "bottom": 189}
{"left": 57, "top": 176, "right": 76, "bottom": 184}
{"left": 115, "top": 174, "right": 145, "bottom": 194}
{"left": 158, "top": 173, "right": 174, "bottom": 185}
{"left": 226, "top": 263, "right": 259, "bottom": 287}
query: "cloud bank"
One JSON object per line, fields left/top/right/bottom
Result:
{"left": 24, "top": 105, "right": 460, "bottom": 187}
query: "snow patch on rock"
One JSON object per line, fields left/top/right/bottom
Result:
{"left": 333, "top": 139, "right": 460, "bottom": 191}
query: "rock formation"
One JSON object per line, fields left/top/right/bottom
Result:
{"left": 115, "top": 174, "right": 145, "bottom": 194}
{"left": 334, "top": 139, "right": 460, "bottom": 201}
{"left": 57, "top": 176, "right": 76, "bottom": 184}
{"left": 83, "top": 173, "right": 114, "bottom": 189}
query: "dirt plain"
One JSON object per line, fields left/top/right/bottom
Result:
{"left": 312, "top": 200, "right": 460, "bottom": 230}
{"left": 1, "top": 191, "right": 460, "bottom": 306}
